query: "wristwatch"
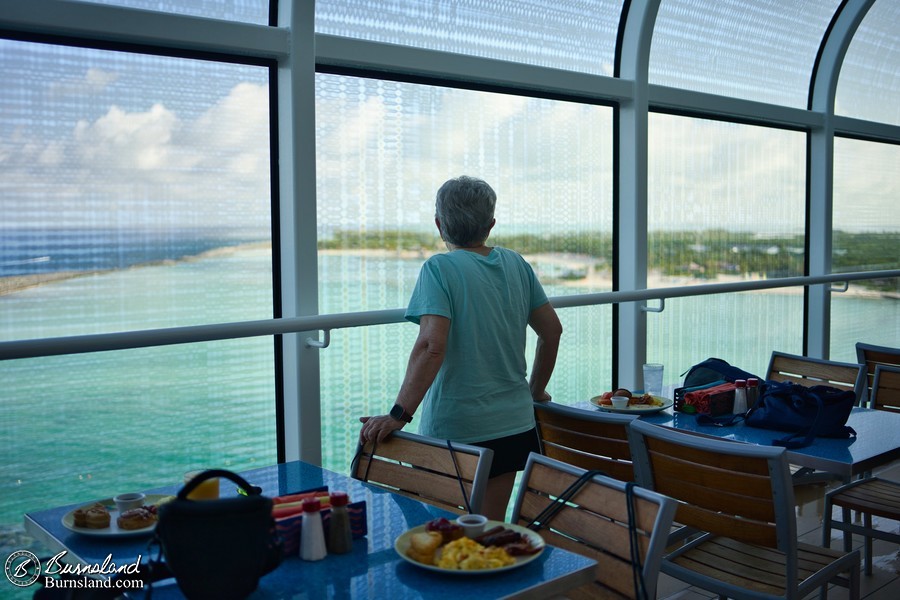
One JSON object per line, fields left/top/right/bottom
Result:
{"left": 389, "top": 404, "right": 413, "bottom": 423}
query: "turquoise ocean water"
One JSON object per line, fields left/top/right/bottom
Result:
{"left": 1, "top": 246, "right": 897, "bottom": 566}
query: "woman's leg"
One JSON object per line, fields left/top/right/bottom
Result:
{"left": 482, "top": 471, "right": 517, "bottom": 521}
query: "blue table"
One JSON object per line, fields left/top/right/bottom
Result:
{"left": 579, "top": 402, "right": 900, "bottom": 480}
{"left": 24, "top": 461, "right": 596, "bottom": 599}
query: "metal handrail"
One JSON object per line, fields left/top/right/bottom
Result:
{"left": 1, "top": 269, "right": 897, "bottom": 361}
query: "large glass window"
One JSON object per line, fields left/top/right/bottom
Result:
{"left": 0, "top": 40, "right": 272, "bottom": 339}
{"left": 315, "top": 74, "right": 614, "bottom": 313}
{"left": 315, "top": 0, "right": 624, "bottom": 76}
{"left": 0, "top": 39, "right": 273, "bottom": 551}
{"left": 647, "top": 293, "right": 805, "bottom": 380}
{"left": 1, "top": 341, "right": 277, "bottom": 536}
{"left": 650, "top": 0, "right": 840, "bottom": 108}
{"left": 829, "top": 137, "right": 900, "bottom": 362}
{"left": 835, "top": 0, "right": 900, "bottom": 127}
{"left": 315, "top": 74, "right": 614, "bottom": 468}
{"left": 647, "top": 114, "right": 807, "bottom": 371}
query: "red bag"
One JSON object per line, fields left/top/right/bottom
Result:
{"left": 684, "top": 382, "right": 735, "bottom": 416}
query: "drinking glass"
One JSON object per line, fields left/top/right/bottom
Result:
{"left": 643, "top": 363, "right": 664, "bottom": 396}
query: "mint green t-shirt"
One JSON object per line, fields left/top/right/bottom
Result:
{"left": 404, "top": 246, "right": 549, "bottom": 443}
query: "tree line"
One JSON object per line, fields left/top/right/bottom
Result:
{"left": 319, "top": 229, "right": 898, "bottom": 292}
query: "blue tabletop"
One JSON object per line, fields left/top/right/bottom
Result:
{"left": 24, "top": 461, "right": 596, "bottom": 599}
{"left": 577, "top": 402, "right": 900, "bottom": 478}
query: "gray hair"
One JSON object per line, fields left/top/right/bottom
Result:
{"left": 434, "top": 176, "right": 496, "bottom": 246}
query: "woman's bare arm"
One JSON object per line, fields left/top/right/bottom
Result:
{"left": 359, "top": 314, "right": 449, "bottom": 442}
{"left": 528, "top": 303, "right": 562, "bottom": 402}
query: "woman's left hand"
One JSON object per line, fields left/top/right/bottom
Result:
{"left": 358, "top": 415, "right": 405, "bottom": 444}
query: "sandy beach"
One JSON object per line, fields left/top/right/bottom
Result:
{"left": 0, "top": 271, "right": 108, "bottom": 296}
{"left": 0, "top": 241, "right": 271, "bottom": 296}
{"left": 319, "top": 248, "right": 893, "bottom": 299}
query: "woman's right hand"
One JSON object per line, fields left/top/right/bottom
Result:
{"left": 358, "top": 414, "right": 405, "bottom": 444}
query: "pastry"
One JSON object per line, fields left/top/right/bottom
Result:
{"left": 406, "top": 530, "right": 442, "bottom": 565}
{"left": 73, "top": 503, "right": 110, "bottom": 529}
{"left": 117, "top": 506, "right": 157, "bottom": 530}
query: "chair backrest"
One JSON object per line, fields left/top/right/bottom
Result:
{"left": 350, "top": 431, "right": 492, "bottom": 514}
{"left": 871, "top": 364, "right": 900, "bottom": 413}
{"left": 766, "top": 350, "right": 865, "bottom": 403}
{"left": 627, "top": 419, "right": 797, "bottom": 555}
{"left": 533, "top": 401, "right": 637, "bottom": 482}
{"left": 510, "top": 452, "right": 676, "bottom": 600}
{"left": 856, "top": 342, "right": 900, "bottom": 406}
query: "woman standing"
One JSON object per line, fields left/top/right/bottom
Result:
{"left": 359, "top": 176, "right": 562, "bottom": 520}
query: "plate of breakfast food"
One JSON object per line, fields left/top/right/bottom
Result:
{"left": 61, "top": 495, "right": 174, "bottom": 537}
{"left": 590, "top": 389, "right": 673, "bottom": 414}
{"left": 395, "top": 517, "right": 544, "bottom": 574}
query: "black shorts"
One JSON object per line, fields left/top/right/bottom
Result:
{"left": 471, "top": 428, "right": 541, "bottom": 478}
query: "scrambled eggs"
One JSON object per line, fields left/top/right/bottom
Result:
{"left": 436, "top": 537, "right": 515, "bottom": 570}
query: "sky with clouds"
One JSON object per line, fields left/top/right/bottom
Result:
{"left": 1, "top": 3, "right": 897, "bottom": 236}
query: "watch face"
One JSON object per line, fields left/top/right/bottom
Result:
{"left": 390, "top": 405, "right": 410, "bottom": 422}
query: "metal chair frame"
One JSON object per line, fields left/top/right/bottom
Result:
{"left": 855, "top": 342, "right": 900, "bottom": 407}
{"left": 350, "top": 430, "right": 493, "bottom": 515}
{"left": 628, "top": 419, "right": 860, "bottom": 600}
{"left": 533, "top": 400, "right": 638, "bottom": 482}
{"left": 766, "top": 350, "right": 866, "bottom": 404}
{"left": 822, "top": 366, "right": 900, "bottom": 574}
{"left": 510, "top": 452, "right": 676, "bottom": 600}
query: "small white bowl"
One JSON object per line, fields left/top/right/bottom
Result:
{"left": 610, "top": 396, "right": 630, "bottom": 409}
{"left": 456, "top": 514, "right": 488, "bottom": 538}
{"left": 114, "top": 492, "right": 145, "bottom": 513}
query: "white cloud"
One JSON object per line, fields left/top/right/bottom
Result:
{"left": 50, "top": 68, "right": 118, "bottom": 98}
{"left": 1, "top": 82, "right": 274, "bottom": 228}
{"left": 73, "top": 103, "right": 177, "bottom": 171}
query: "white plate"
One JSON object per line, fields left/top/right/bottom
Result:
{"left": 589, "top": 395, "right": 673, "bottom": 414}
{"left": 61, "top": 494, "right": 173, "bottom": 537}
{"left": 395, "top": 520, "right": 544, "bottom": 574}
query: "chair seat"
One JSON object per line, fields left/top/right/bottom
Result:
{"left": 823, "top": 476, "right": 900, "bottom": 575}
{"left": 829, "top": 477, "right": 900, "bottom": 518}
{"left": 666, "top": 535, "right": 856, "bottom": 598}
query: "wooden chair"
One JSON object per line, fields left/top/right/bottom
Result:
{"left": 533, "top": 401, "right": 637, "bottom": 482}
{"left": 822, "top": 366, "right": 900, "bottom": 574}
{"left": 856, "top": 342, "right": 900, "bottom": 408}
{"left": 869, "top": 364, "right": 900, "bottom": 413}
{"left": 766, "top": 351, "right": 867, "bottom": 483}
{"left": 628, "top": 419, "right": 860, "bottom": 600}
{"left": 350, "top": 431, "right": 492, "bottom": 514}
{"left": 510, "top": 452, "right": 676, "bottom": 600}
{"left": 767, "top": 350, "right": 866, "bottom": 404}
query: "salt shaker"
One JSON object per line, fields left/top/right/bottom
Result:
{"left": 327, "top": 491, "right": 353, "bottom": 554}
{"left": 732, "top": 379, "right": 748, "bottom": 414}
{"left": 300, "top": 498, "right": 327, "bottom": 561}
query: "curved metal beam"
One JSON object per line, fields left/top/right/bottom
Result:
{"left": 807, "top": 0, "right": 875, "bottom": 357}
{"left": 615, "top": 0, "right": 663, "bottom": 390}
